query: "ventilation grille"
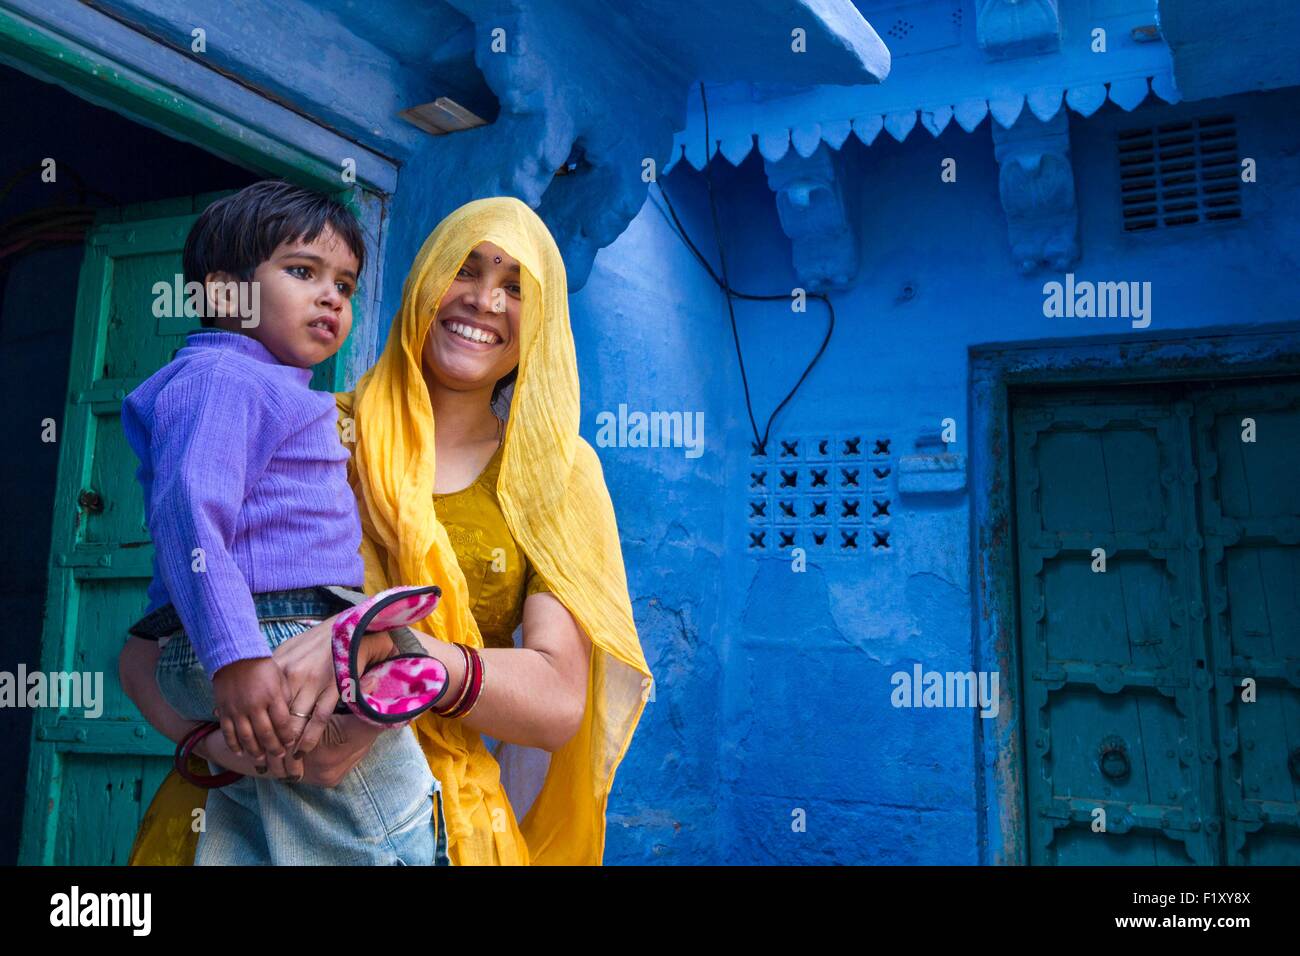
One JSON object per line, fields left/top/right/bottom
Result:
{"left": 1118, "top": 115, "right": 1242, "bottom": 232}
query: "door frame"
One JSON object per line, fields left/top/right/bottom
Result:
{"left": 968, "top": 321, "right": 1300, "bottom": 865}
{"left": 2, "top": 0, "right": 400, "bottom": 864}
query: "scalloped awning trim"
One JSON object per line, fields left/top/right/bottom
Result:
{"left": 665, "top": 70, "right": 1182, "bottom": 173}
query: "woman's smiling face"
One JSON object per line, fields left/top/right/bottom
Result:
{"left": 422, "top": 241, "right": 522, "bottom": 392}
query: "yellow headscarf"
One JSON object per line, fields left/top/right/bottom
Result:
{"left": 344, "top": 197, "right": 651, "bottom": 864}
{"left": 128, "top": 197, "right": 650, "bottom": 866}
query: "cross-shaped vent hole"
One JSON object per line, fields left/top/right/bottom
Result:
{"left": 842, "top": 437, "right": 861, "bottom": 455}
{"left": 873, "top": 498, "right": 890, "bottom": 517}
{"left": 873, "top": 530, "right": 891, "bottom": 549}
{"left": 840, "top": 530, "right": 859, "bottom": 549}
{"left": 780, "top": 470, "right": 798, "bottom": 488}
{"left": 811, "top": 500, "right": 827, "bottom": 517}
{"left": 779, "top": 501, "right": 796, "bottom": 518}
{"left": 749, "top": 531, "right": 766, "bottom": 549}
{"left": 779, "top": 439, "right": 799, "bottom": 458}
{"left": 811, "top": 468, "right": 828, "bottom": 487}
{"left": 750, "top": 470, "right": 767, "bottom": 489}
{"left": 873, "top": 465, "right": 890, "bottom": 480}
{"left": 842, "top": 499, "right": 860, "bottom": 518}
{"left": 873, "top": 439, "right": 891, "bottom": 455}
{"left": 749, "top": 501, "right": 766, "bottom": 518}
{"left": 841, "top": 467, "right": 859, "bottom": 488}
{"left": 778, "top": 531, "right": 795, "bottom": 548}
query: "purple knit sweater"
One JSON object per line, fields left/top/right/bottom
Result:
{"left": 122, "top": 330, "right": 364, "bottom": 677}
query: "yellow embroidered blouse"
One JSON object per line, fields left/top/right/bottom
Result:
{"left": 433, "top": 438, "right": 551, "bottom": 649}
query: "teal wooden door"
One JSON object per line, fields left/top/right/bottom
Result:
{"left": 1193, "top": 382, "right": 1300, "bottom": 865}
{"left": 1014, "top": 381, "right": 1300, "bottom": 865}
{"left": 20, "top": 197, "right": 219, "bottom": 865}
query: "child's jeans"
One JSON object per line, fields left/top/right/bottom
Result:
{"left": 157, "top": 612, "right": 450, "bottom": 866}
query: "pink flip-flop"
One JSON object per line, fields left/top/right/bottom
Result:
{"left": 331, "top": 585, "right": 448, "bottom": 727}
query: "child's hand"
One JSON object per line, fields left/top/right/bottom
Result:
{"left": 211, "top": 656, "right": 298, "bottom": 765}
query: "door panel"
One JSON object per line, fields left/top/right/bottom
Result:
{"left": 19, "top": 201, "right": 210, "bottom": 865}
{"left": 1194, "top": 383, "right": 1300, "bottom": 865}
{"left": 1014, "top": 395, "right": 1221, "bottom": 865}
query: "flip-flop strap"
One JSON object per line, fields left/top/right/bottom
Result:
{"left": 337, "top": 586, "right": 442, "bottom": 725}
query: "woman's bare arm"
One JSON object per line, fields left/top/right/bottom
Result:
{"left": 269, "top": 592, "right": 592, "bottom": 756}
{"left": 119, "top": 637, "right": 206, "bottom": 746}
{"left": 440, "top": 592, "right": 591, "bottom": 752}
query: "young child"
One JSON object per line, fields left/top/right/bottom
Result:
{"left": 121, "top": 181, "right": 449, "bottom": 865}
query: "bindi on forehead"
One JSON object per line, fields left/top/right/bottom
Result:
{"left": 467, "top": 247, "right": 520, "bottom": 273}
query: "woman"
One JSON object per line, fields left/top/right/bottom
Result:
{"left": 119, "top": 197, "right": 652, "bottom": 865}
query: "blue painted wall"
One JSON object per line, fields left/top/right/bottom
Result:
{"left": 561, "top": 83, "right": 1300, "bottom": 864}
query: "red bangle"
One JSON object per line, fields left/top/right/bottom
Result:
{"left": 457, "top": 646, "right": 486, "bottom": 718}
{"left": 175, "top": 722, "right": 244, "bottom": 788}
{"left": 432, "top": 644, "right": 473, "bottom": 717}
{"left": 442, "top": 646, "right": 485, "bottom": 719}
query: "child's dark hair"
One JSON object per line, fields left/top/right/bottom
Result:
{"left": 184, "top": 180, "right": 367, "bottom": 327}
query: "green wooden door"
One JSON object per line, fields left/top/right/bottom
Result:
{"left": 1193, "top": 381, "right": 1300, "bottom": 865}
{"left": 18, "top": 201, "right": 200, "bottom": 865}
{"left": 1014, "top": 380, "right": 1300, "bottom": 865}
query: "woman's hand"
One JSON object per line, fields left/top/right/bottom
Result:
{"left": 298, "top": 715, "right": 385, "bottom": 787}
{"left": 195, "top": 726, "right": 301, "bottom": 780}
{"left": 271, "top": 614, "right": 342, "bottom": 757}
{"left": 272, "top": 616, "right": 395, "bottom": 758}
{"left": 195, "top": 715, "right": 382, "bottom": 787}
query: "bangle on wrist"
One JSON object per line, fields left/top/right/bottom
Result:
{"left": 454, "top": 646, "right": 485, "bottom": 719}
{"left": 435, "top": 644, "right": 485, "bottom": 719}
{"left": 175, "top": 722, "right": 243, "bottom": 788}
{"left": 432, "top": 644, "right": 472, "bottom": 717}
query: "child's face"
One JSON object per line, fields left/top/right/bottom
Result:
{"left": 210, "top": 226, "right": 359, "bottom": 368}
{"left": 421, "top": 241, "right": 522, "bottom": 393}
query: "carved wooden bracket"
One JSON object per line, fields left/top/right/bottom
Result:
{"left": 991, "top": 111, "right": 1079, "bottom": 274}
{"left": 762, "top": 142, "right": 858, "bottom": 290}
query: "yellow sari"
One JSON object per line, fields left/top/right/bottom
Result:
{"left": 128, "top": 197, "right": 651, "bottom": 866}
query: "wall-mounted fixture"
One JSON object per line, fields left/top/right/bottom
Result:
{"left": 398, "top": 96, "right": 488, "bottom": 135}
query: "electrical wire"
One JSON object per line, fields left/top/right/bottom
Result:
{"left": 651, "top": 82, "right": 836, "bottom": 457}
